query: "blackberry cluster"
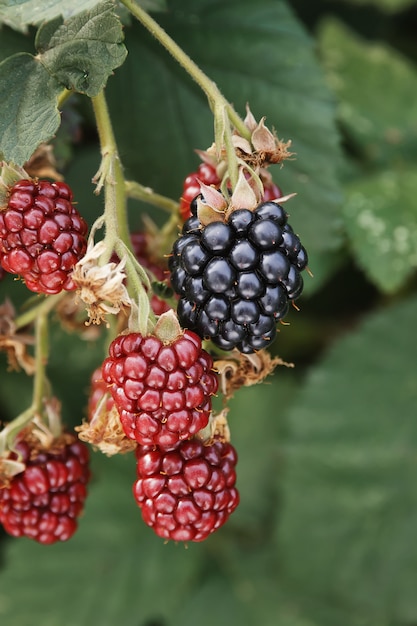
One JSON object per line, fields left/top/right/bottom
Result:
{"left": 169, "top": 198, "right": 308, "bottom": 354}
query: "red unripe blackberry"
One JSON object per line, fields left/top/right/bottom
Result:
{"left": 0, "top": 179, "right": 88, "bottom": 294}
{"left": 102, "top": 330, "right": 218, "bottom": 448}
{"left": 0, "top": 432, "right": 90, "bottom": 544}
{"left": 179, "top": 161, "right": 283, "bottom": 222}
{"left": 180, "top": 162, "right": 220, "bottom": 222}
{"left": 261, "top": 180, "right": 282, "bottom": 203}
{"left": 133, "top": 438, "right": 239, "bottom": 542}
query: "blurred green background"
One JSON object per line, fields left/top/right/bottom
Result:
{"left": 1, "top": 0, "right": 417, "bottom": 624}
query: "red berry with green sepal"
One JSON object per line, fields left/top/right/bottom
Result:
{"left": 102, "top": 327, "right": 218, "bottom": 448}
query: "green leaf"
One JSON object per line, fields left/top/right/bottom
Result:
{"left": 0, "top": 2, "right": 127, "bottom": 164}
{"left": 0, "top": 52, "right": 62, "bottom": 164}
{"left": 343, "top": 168, "right": 417, "bottom": 292}
{"left": 107, "top": 0, "right": 344, "bottom": 262}
{"left": 277, "top": 294, "right": 417, "bottom": 624}
{"left": 0, "top": 0, "right": 103, "bottom": 33}
{"left": 176, "top": 576, "right": 254, "bottom": 626}
{"left": 175, "top": 547, "right": 355, "bottom": 626}
{"left": 0, "top": 0, "right": 166, "bottom": 33}
{"left": 36, "top": 0, "right": 127, "bottom": 97}
{"left": 319, "top": 19, "right": 417, "bottom": 165}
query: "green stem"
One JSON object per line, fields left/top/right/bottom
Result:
{"left": 91, "top": 90, "right": 162, "bottom": 334}
{"left": 125, "top": 180, "right": 179, "bottom": 214}
{"left": 115, "top": 240, "right": 156, "bottom": 335}
{"left": 91, "top": 91, "right": 131, "bottom": 254}
{"left": 57, "top": 88, "right": 72, "bottom": 109}
{"left": 15, "top": 293, "right": 65, "bottom": 331}
{"left": 214, "top": 103, "right": 239, "bottom": 189}
{"left": 120, "top": 0, "right": 250, "bottom": 140}
{"left": 0, "top": 405, "right": 36, "bottom": 454}
{"left": 0, "top": 312, "right": 51, "bottom": 453}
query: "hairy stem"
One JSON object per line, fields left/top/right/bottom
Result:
{"left": 120, "top": 0, "right": 250, "bottom": 141}
{"left": 91, "top": 91, "right": 131, "bottom": 255}
{"left": 125, "top": 180, "right": 179, "bottom": 214}
{"left": 15, "top": 293, "right": 65, "bottom": 331}
{"left": 0, "top": 312, "right": 51, "bottom": 453}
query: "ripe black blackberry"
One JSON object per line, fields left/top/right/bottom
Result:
{"left": 169, "top": 197, "right": 308, "bottom": 354}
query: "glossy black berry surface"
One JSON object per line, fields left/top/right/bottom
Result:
{"left": 169, "top": 200, "right": 308, "bottom": 353}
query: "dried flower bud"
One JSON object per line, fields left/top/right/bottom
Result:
{"left": 72, "top": 241, "right": 131, "bottom": 326}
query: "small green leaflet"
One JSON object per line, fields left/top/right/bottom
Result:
{"left": 0, "top": 1, "right": 127, "bottom": 165}
{"left": 0, "top": 53, "right": 62, "bottom": 165}
{"left": 277, "top": 294, "right": 417, "bottom": 623}
{"left": 319, "top": 19, "right": 417, "bottom": 165}
{"left": 0, "top": 0, "right": 102, "bottom": 33}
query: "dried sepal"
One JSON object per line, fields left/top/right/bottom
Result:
{"left": 195, "top": 147, "right": 218, "bottom": 168}
{"left": 243, "top": 104, "right": 258, "bottom": 132}
{"left": 55, "top": 293, "right": 103, "bottom": 339}
{"left": 214, "top": 349, "right": 293, "bottom": 400}
{"left": 196, "top": 409, "right": 231, "bottom": 446}
{"left": 0, "top": 406, "right": 68, "bottom": 488}
{"left": 72, "top": 240, "right": 131, "bottom": 326}
{"left": 0, "top": 161, "right": 31, "bottom": 209}
{"left": 236, "top": 107, "right": 294, "bottom": 169}
{"left": 231, "top": 135, "right": 253, "bottom": 155}
{"left": 197, "top": 198, "right": 225, "bottom": 226}
{"left": 76, "top": 401, "right": 136, "bottom": 456}
{"left": 228, "top": 168, "right": 260, "bottom": 213}
{"left": 196, "top": 184, "right": 228, "bottom": 226}
{"left": 199, "top": 182, "right": 228, "bottom": 212}
{"left": 0, "top": 457, "right": 26, "bottom": 488}
{"left": 273, "top": 192, "right": 297, "bottom": 204}
{"left": 251, "top": 117, "right": 277, "bottom": 153}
